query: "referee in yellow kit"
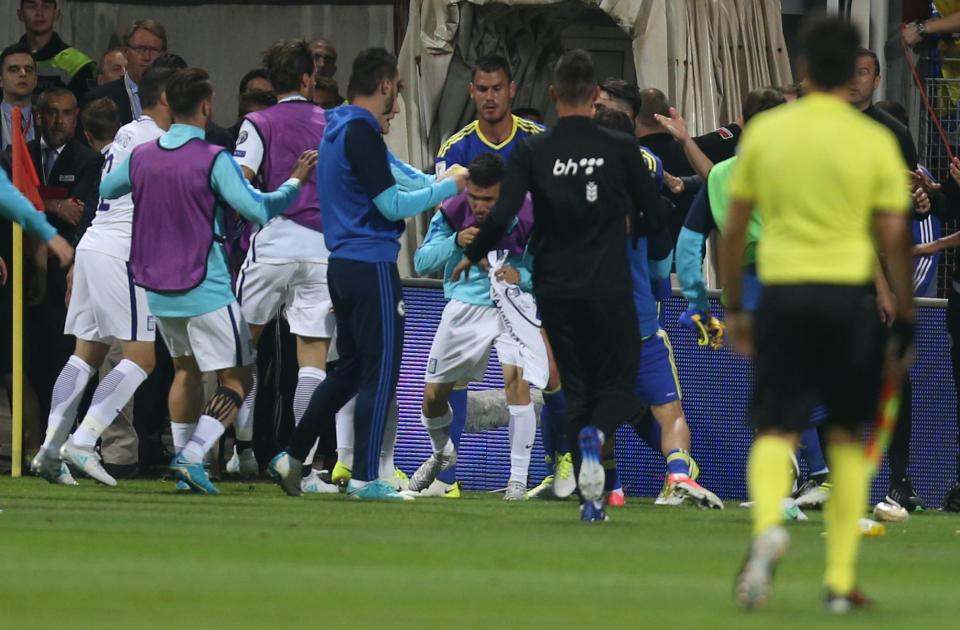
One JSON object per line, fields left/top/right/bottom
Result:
{"left": 722, "top": 16, "right": 915, "bottom": 613}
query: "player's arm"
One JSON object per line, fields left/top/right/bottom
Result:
{"left": 414, "top": 211, "right": 460, "bottom": 276}
{"left": 98, "top": 154, "right": 132, "bottom": 199}
{"left": 654, "top": 107, "right": 715, "bottom": 180}
{"left": 345, "top": 123, "right": 462, "bottom": 220}
{"left": 210, "top": 150, "right": 314, "bottom": 225}
{"left": 676, "top": 186, "right": 714, "bottom": 313}
{"left": 0, "top": 168, "right": 58, "bottom": 243}
{"left": 389, "top": 150, "right": 436, "bottom": 191}
{"left": 232, "top": 119, "right": 263, "bottom": 183}
{"left": 463, "top": 141, "right": 532, "bottom": 264}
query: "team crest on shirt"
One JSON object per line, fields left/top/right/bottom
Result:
{"left": 237, "top": 130, "right": 248, "bottom": 145}
{"left": 585, "top": 181, "right": 598, "bottom": 203}
{"left": 397, "top": 300, "right": 406, "bottom": 318}
{"left": 717, "top": 126, "right": 734, "bottom": 140}
{"left": 427, "top": 358, "right": 437, "bottom": 374}
{"left": 146, "top": 316, "right": 155, "bottom": 331}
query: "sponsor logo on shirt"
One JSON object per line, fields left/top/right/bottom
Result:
{"left": 552, "top": 157, "right": 604, "bottom": 177}
{"left": 237, "top": 130, "right": 248, "bottom": 145}
{"left": 717, "top": 126, "right": 734, "bottom": 140}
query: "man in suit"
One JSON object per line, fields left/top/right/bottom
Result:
{"left": 80, "top": 19, "right": 167, "bottom": 125}
{"left": 2, "top": 85, "right": 100, "bottom": 421}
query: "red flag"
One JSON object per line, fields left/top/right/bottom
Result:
{"left": 10, "top": 107, "right": 42, "bottom": 210}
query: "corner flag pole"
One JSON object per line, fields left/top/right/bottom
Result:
{"left": 11, "top": 223, "right": 22, "bottom": 477}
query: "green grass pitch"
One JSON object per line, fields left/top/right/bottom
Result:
{"left": 1, "top": 478, "right": 957, "bottom": 629}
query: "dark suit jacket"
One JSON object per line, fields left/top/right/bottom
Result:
{"left": 81, "top": 78, "right": 135, "bottom": 126}
{"left": 1, "top": 137, "right": 100, "bottom": 305}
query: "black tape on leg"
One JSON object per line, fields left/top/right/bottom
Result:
{"left": 204, "top": 386, "right": 244, "bottom": 422}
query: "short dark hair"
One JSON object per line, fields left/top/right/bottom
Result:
{"left": 81, "top": 98, "right": 120, "bottom": 143}
{"left": 779, "top": 83, "right": 804, "bottom": 98}
{"left": 347, "top": 47, "right": 398, "bottom": 101}
{"left": 512, "top": 107, "right": 543, "bottom": 123}
{"left": 138, "top": 66, "right": 175, "bottom": 109}
{"left": 742, "top": 87, "right": 786, "bottom": 126}
{"left": 315, "top": 75, "right": 338, "bottom": 92}
{"left": 36, "top": 86, "right": 74, "bottom": 112}
{"left": 856, "top": 47, "right": 880, "bottom": 76}
{"left": 799, "top": 16, "right": 861, "bottom": 90}
{"left": 20, "top": 0, "right": 57, "bottom": 7}
{"left": 262, "top": 39, "right": 314, "bottom": 94}
{"left": 165, "top": 68, "right": 213, "bottom": 119}
{"left": 152, "top": 52, "right": 187, "bottom": 71}
{"left": 599, "top": 78, "right": 642, "bottom": 119}
{"left": 239, "top": 68, "right": 269, "bottom": 95}
{"left": 593, "top": 107, "right": 634, "bottom": 135}
{"left": 0, "top": 43, "right": 35, "bottom": 69}
{"left": 238, "top": 89, "right": 277, "bottom": 117}
{"left": 639, "top": 88, "right": 670, "bottom": 127}
{"left": 473, "top": 54, "right": 512, "bottom": 82}
{"left": 552, "top": 49, "right": 595, "bottom": 104}
{"left": 467, "top": 152, "right": 505, "bottom": 188}
{"left": 875, "top": 100, "right": 909, "bottom": 127}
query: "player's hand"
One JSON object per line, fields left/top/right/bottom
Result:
{"left": 902, "top": 22, "right": 924, "bottom": 47}
{"left": 876, "top": 287, "right": 896, "bottom": 326}
{"left": 654, "top": 107, "right": 691, "bottom": 142}
{"left": 47, "top": 235, "right": 74, "bottom": 269}
{"left": 494, "top": 265, "right": 520, "bottom": 285}
{"left": 456, "top": 226, "right": 480, "bottom": 248}
{"left": 912, "top": 186, "right": 931, "bottom": 214}
{"left": 909, "top": 169, "right": 940, "bottom": 193}
{"left": 290, "top": 150, "right": 318, "bottom": 183}
{"left": 444, "top": 164, "right": 469, "bottom": 193}
{"left": 664, "top": 171, "right": 684, "bottom": 195}
{"left": 725, "top": 310, "right": 754, "bottom": 357}
{"left": 48, "top": 198, "right": 83, "bottom": 226}
{"left": 912, "top": 240, "right": 942, "bottom": 257}
{"left": 450, "top": 255, "right": 487, "bottom": 283}
{"left": 0, "top": 256, "right": 7, "bottom": 287}
{"left": 679, "top": 308, "right": 725, "bottom": 350}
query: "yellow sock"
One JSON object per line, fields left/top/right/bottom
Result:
{"left": 748, "top": 435, "right": 794, "bottom": 537}
{"left": 823, "top": 442, "right": 868, "bottom": 595}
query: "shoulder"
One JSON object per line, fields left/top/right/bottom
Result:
{"left": 53, "top": 47, "right": 95, "bottom": 75}
{"left": 81, "top": 78, "right": 125, "bottom": 105}
{"left": 514, "top": 115, "right": 545, "bottom": 136}
{"left": 438, "top": 120, "right": 478, "bottom": 157}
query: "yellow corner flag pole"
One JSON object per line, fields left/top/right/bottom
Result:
{"left": 11, "top": 223, "right": 23, "bottom": 477}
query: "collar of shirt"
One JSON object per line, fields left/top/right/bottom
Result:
{"left": 278, "top": 95, "right": 308, "bottom": 103}
{"left": 2, "top": 102, "right": 33, "bottom": 124}
{"left": 19, "top": 31, "right": 66, "bottom": 58}
{"left": 160, "top": 123, "right": 206, "bottom": 149}
{"left": 124, "top": 72, "right": 139, "bottom": 95}
{"left": 39, "top": 136, "right": 65, "bottom": 156}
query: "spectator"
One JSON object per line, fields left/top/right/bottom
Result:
{"left": 81, "top": 19, "right": 167, "bottom": 124}
{"left": 512, "top": 107, "right": 543, "bottom": 125}
{"left": 75, "top": 97, "right": 119, "bottom": 238}
{"left": 1, "top": 85, "right": 99, "bottom": 424}
{"left": 239, "top": 68, "right": 272, "bottom": 95}
{"left": 151, "top": 52, "right": 187, "bottom": 71}
{"left": 1, "top": 44, "right": 38, "bottom": 151}
{"left": 313, "top": 75, "right": 342, "bottom": 109}
{"left": 97, "top": 48, "right": 127, "bottom": 86}
{"left": 16, "top": 0, "right": 95, "bottom": 100}
{"left": 310, "top": 38, "right": 337, "bottom": 78}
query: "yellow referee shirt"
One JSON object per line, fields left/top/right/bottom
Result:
{"left": 728, "top": 93, "right": 910, "bottom": 285}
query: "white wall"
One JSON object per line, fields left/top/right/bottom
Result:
{"left": 0, "top": 1, "right": 394, "bottom": 123}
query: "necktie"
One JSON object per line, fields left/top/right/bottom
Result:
{"left": 43, "top": 147, "right": 56, "bottom": 182}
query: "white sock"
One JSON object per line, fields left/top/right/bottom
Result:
{"left": 170, "top": 421, "right": 197, "bottom": 453}
{"left": 42, "top": 355, "right": 97, "bottom": 452}
{"left": 379, "top": 399, "right": 399, "bottom": 479}
{"left": 336, "top": 396, "right": 356, "bottom": 468}
{"left": 304, "top": 438, "right": 319, "bottom": 467}
{"left": 422, "top": 407, "right": 452, "bottom": 454}
{"left": 234, "top": 367, "right": 257, "bottom": 442}
{"left": 508, "top": 403, "right": 536, "bottom": 485}
{"left": 181, "top": 415, "right": 225, "bottom": 463}
{"left": 73, "top": 359, "right": 148, "bottom": 448}
{"left": 294, "top": 367, "right": 325, "bottom": 426}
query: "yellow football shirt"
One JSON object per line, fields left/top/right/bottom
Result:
{"left": 728, "top": 92, "right": 910, "bottom": 285}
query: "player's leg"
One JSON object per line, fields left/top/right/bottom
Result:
{"left": 435, "top": 383, "right": 467, "bottom": 492}
{"left": 820, "top": 286, "right": 884, "bottom": 611}
{"left": 168, "top": 353, "right": 204, "bottom": 491}
{"left": 502, "top": 363, "right": 535, "bottom": 501}
{"left": 409, "top": 301, "right": 493, "bottom": 494}
{"left": 528, "top": 330, "right": 576, "bottom": 500}
{"left": 884, "top": 376, "right": 923, "bottom": 511}
{"left": 227, "top": 322, "right": 263, "bottom": 477}
{"left": 167, "top": 303, "right": 256, "bottom": 495}
{"left": 31, "top": 338, "right": 107, "bottom": 484}
{"left": 737, "top": 285, "right": 821, "bottom": 608}
{"left": 333, "top": 393, "right": 356, "bottom": 484}
{"left": 378, "top": 398, "right": 409, "bottom": 490}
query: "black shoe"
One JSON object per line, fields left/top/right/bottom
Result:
{"left": 824, "top": 588, "right": 873, "bottom": 614}
{"left": 943, "top": 482, "right": 960, "bottom": 512}
{"left": 886, "top": 477, "right": 925, "bottom": 512}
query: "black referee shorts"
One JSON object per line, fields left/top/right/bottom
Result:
{"left": 753, "top": 284, "right": 884, "bottom": 434}
{"left": 537, "top": 294, "right": 646, "bottom": 438}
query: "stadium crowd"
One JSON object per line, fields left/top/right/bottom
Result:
{"left": 0, "top": 0, "right": 958, "bottom": 547}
